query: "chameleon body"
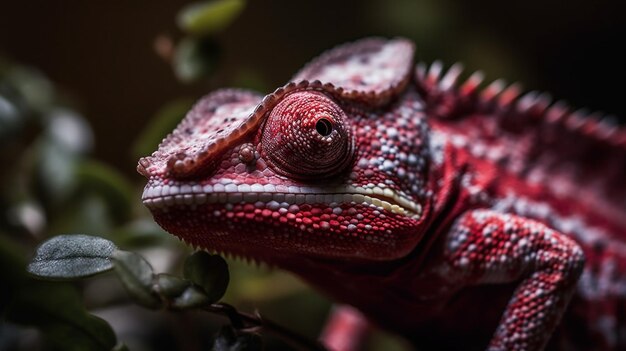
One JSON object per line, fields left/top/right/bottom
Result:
{"left": 138, "top": 38, "right": 626, "bottom": 350}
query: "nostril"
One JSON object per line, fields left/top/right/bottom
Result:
{"left": 315, "top": 118, "right": 333, "bottom": 137}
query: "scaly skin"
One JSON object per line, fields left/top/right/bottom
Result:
{"left": 138, "top": 38, "right": 626, "bottom": 350}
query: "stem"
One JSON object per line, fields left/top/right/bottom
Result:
{"left": 204, "top": 303, "right": 328, "bottom": 351}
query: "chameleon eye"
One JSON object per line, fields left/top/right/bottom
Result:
{"left": 315, "top": 117, "right": 333, "bottom": 136}
{"left": 261, "top": 91, "right": 354, "bottom": 179}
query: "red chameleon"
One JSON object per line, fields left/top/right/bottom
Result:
{"left": 137, "top": 38, "right": 626, "bottom": 351}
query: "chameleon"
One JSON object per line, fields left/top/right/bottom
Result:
{"left": 137, "top": 38, "right": 626, "bottom": 351}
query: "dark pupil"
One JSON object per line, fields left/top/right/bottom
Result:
{"left": 315, "top": 118, "right": 333, "bottom": 136}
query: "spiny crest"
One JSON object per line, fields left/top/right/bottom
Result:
{"left": 417, "top": 61, "right": 626, "bottom": 220}
{"left": 415, "top": 61, "right": 626, "bottom": 147}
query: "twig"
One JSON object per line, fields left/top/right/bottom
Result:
{"left": 203, "top": 303, "right": 328, "bottom": 351}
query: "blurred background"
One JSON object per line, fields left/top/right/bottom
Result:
{"left": 0, "top": 0, "right": 624, "bottom": 350}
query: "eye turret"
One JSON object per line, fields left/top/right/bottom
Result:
{"left": 261, "top": 91, "right": 354, "bottom": 179}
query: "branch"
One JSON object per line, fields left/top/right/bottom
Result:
{"left": 204, "top": 303, "right": 328, "bottom": 351}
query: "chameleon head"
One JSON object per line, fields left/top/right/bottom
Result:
{"left": 138, "top": 38, "right": 430, "bottom": 263}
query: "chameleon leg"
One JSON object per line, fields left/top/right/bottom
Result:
{"left": 442, "top": 209, "right": 585, "bottom": 351}
{"left": 320, "top": 305, "right": 369, "bottom": 351}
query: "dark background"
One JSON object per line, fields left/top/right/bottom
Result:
{"left": 1, "top": 0, "right": 623, "bottom": 177}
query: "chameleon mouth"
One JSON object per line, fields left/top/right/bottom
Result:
{"left": 141, "top": 181, "right": 422, "bottom": 218}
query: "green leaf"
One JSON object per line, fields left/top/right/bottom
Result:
{"left": 36, "top": 137, "right": 79, "bottom": 203}
{"left": 28, "top": 234, "right": 116, "bottom": 280}
{"left": 212, "top": 326, "right": 263, "bottom": 351}
{"left": 155, "top": 273, "right": 190, "bottom": 299}
{"left": 6, "top": 280, "right": 117, "bottom": 351}
{"left": 0, "top": 93, "right": 21, "bottom": 140}
{"left": 49, "top": 194, "right": 115, "bottom": 235}
{"left": 132, "top": 98, "right": 194, "bottom": 160}
{"left": 173, "top": 37, "right": 219, "bottom": 83}
{"left": 32, "top": 111, "right": 93, "bottom": 210}
{"left": 5, "top": 65, "right": 55, "bottom": 113}
{"left": 171, "top": 285, "right": 211, "bottom": 309}
{"left": 112, "top": 250, "right": 161, "bottom": 308}
{"left": 184, "top": 251, "right": 230, "bottom": 303}
{"left": 75, "top": 160, "right": 134, "bottom": 223}
{"left": 46, "top": 160, "right": 135, "bottom": 234}
{"left": 45, "top": 108, "right": 94, "bottom": 155}
{"left": 107, "top": 218, "right": 172, "bottom": 249}
{"left": 177, "top": 0, "right": 246, "bottom": 36}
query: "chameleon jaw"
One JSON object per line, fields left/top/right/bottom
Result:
{"left": 141, "top": 181, "right": 422, "bottom": 219}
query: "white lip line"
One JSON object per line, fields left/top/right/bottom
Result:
{"left": 142, "top": 184, "right": 422, "bottom": 217}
